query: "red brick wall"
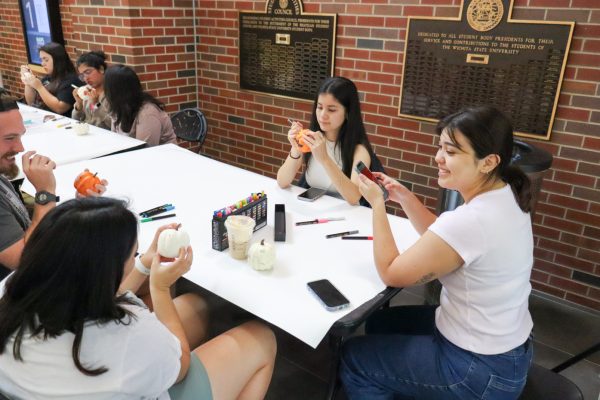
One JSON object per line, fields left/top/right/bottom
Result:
{"left": 195, "top": 0, "right": 600, "bottom": 311}
{"left": 0, "top": 0, "right": 597, "bottom": 310}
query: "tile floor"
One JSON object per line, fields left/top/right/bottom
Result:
{"left": 199, "top": 282, "right": 599, "bottom": 399}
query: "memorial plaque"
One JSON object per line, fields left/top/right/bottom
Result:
{"left": 399, "top": 0, "right": 574, "bottom": 140}
{"left": 239, "top": 0, "right": 336, "bottom": 100}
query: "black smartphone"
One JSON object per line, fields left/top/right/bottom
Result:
{"left": 297, "top": 187, "right": 327, "bottom": 202}
{"left": 355, "top": 161, "right": 389, "bottom": 201}
{"left": 307, "top": 279, "right": 350, "bottom": 311}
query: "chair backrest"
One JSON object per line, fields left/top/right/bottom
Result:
{"left": 171, "top": 108, "right": 207, "bottom": 144}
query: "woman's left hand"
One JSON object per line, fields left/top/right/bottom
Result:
{"left": 88, "top": 88, "right": 99, "bottom": 104}
{"left": 21, "top": 73, "right": 42, "bottom": 90}
{"left": 358, "top": 174, "right": 385, "bottom": 207}
{"left": 303, "top": 130, "right": 328, "bottom": 163}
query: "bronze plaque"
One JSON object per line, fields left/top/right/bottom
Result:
{"left": 399, "top": 0, "right": 574, "bottom": 140}
{"left": 239, "top": 0, "right": 336, "bottom": 100}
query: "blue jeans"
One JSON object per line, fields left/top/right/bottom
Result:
{"left": 340, "top": 306, "right": 533, "bottom": 400}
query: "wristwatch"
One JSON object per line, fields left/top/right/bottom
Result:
{"left": 34, "top": 191, "right": 60, "bottom": 205}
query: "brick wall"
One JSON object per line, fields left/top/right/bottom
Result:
{"left": 195, "top": 0, "right": 600, "bottom": 311}
{"left": 0, "top": 0, "right": 598, "bottom": 310}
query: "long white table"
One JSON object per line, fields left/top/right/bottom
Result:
{"left": 22, "top": 144, "right": 420, "bottom": 348}
{"left": 17, "top": 103, "right": 146, "bottom": 166}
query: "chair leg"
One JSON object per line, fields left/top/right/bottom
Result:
{"left": 326, "top": 335, "right": 344, "bottom": 400}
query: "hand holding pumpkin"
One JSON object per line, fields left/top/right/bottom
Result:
{"left": 150, "top": 246, "right": 193, "bottom": 292}
{"left": 74, "top": 169, "right": 108, "bottom": 197}
{"left": 139, "top": 223, "right": 182, "bottom": 268}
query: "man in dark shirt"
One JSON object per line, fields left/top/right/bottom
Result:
{"left": 0, "top": 95, "right": 58, "bottom": 273}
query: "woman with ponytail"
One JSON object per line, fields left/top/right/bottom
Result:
{"left": 340, "top": 106, "right": 534, "bottom": 400}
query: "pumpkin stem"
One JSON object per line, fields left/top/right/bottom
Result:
{"left": 261, "top": 239, "right": 265, "bottom": 246}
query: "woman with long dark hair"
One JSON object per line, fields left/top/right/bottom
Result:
{"left": 71, "top": 50, "right": 111, "bottom": 129}
{"left": 340, "top": 106, "right": 534, "bottom": 400}
{"left": 104, "top": 65, "right": 176, "bottom": 146}
{"left": 0, "top": 197, "right": 276, "bottom": 399}
{"left": 21, "top": 42, "right": 83, "bottom": 116}
{"left": 276, "top": 77, "right": 380, "bottom": 205}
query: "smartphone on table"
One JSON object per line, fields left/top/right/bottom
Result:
{"left": 355, "top": 161, "right": 389, "bottom": 201}
{"left": 297, "top": 187, "right": 327, "bottom": 202}
{"left": 307, "top": 279, "right": 350, "bottom": 311}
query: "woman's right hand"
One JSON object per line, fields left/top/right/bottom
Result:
{"left": 72, "top": 88, "right": 83, "bottom": 109}
{"left": 372, "top": 172, "right": 410, "bottom": 204}
{"left": 150, "top": 246, "right": 193, "bottom": 292}
{"left": 287, "top": 121, "right": 303, "bottom": 155}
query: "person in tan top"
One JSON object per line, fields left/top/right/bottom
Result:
{"left": 104, "top": 65, "right": 176, "bottom": 146}
{"left": 72, "top": 51, "right": 111, "bottom": 130}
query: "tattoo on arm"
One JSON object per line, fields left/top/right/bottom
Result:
{"left": 414, "top": 272, "right": 436, "bottom": 285}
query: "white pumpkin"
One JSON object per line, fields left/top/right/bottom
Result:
{"left": 248, "top": 239, "right": 275, "bottom": 271}
{"left": 157, "top": 229, "right": 190, "bottom": 258}
{"left": 77, "top": 85, "right": 90, "bottom": 100}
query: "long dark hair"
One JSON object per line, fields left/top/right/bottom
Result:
{"left": 104, "top": 64, "right": 164, "bottom": 133}
{"left": 436, "top": 106, "right": 532, "bottom": 212}
{"left": 76, "top": 50, "right": 107, "bottom": 71}
{"left": 306, "top": 77, "right": 376, "bottom": 177}
{"left": 0, "top": 197, "right": 138, "bottom": 376}
{"left": 39, "top": 42, "right": 77, "bottom": 94}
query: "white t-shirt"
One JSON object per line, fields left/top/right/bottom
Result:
{"left": 305, "top": 140, "right": 343, "bottom": 196}
{"left": 428, "top": 184, "right": 534, "bottom": 355}
{"left": 0, "top": 284, "right": 181, "bottom": 400}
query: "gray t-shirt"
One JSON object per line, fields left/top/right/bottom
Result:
{"left": 0, "top": 177, "right": 30, "bottom": 271}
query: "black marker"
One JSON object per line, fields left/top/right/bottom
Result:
{"left": 326, "top": 230, "right": 359, "bottom": 239}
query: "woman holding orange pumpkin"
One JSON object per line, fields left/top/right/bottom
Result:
{"left": 276, "top": 77, "right": 381, "bottom": 206}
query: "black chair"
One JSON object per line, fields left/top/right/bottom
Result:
{"left": 327, "top": 287, "right": 401, "bottom": 400}
{"left": 519, "top": 341, "right": 599, "bottom": 400}
{"left": 170, "top": 108, "right": 208, "bottom": 148}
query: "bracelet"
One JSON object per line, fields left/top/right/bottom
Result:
{"left": 289, "top": 151, "right": 301, "bottom": 160}
{"left": 134, "top": 255, "right": 151, "bottom": 276}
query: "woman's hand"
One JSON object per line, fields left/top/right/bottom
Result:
{"left": 21, "top": 73, "right": 42, "bottom": 90}
{"left": 72, "top": 88, "right": 83, "bottom": 110}
{"left": 357, "top": 174, "right": 385, "bottom": 207}
{"left": 373, "top": 172, "right": 410, "bottom": 204}
{"left": 286, "top": 121, "right": 303, "bottom": 156}
{"left": 88, "top": 88, "right": 99, "bottom": 104}
{"left": 302, "top": 130, "right": 328, "bottom": 163}
{"left": 150, "top": 246, "right": 193, "bottom": 292}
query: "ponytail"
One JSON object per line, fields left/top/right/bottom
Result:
{"left": 501, "top": 166, "right": 532, "bottom": 213}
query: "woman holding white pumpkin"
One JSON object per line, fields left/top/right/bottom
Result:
{"left": 0, "top": 197, "right": 276, "bottom": 399}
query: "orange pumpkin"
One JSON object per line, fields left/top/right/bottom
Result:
{"left": 74, "top": 170, "right": 101, "bottom": 195}
{"left": 295, "top": 129, "right": 311, "bottom": 153}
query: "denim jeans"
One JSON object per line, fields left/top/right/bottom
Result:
{"left": 340, "top": 306, "right": 533, "bottom": 400}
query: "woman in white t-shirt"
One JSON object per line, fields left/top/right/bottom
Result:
{"left": 0, "top": 197, "right": 276, "bottom": 400}
{"left": 276, "top": 77, "right": 381, "bottom": 205}
{"left": 340, "top": 106, "right": 534, "bottom": 400}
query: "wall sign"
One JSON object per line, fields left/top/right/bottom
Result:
{"left": 239, "top": 0, "right": 336, "bottom": 100}
{"left": 18, "top": 0, "right": 64, "bottom": 65}
{"left": 399, "top": 0, "right": 574, "bottom": 140}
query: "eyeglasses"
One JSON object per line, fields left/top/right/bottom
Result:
{"left": 78, "top": 68, "right": 95, "bottom": 80}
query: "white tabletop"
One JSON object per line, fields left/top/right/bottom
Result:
{"left": 17, "top": 103, "right": 146, "bottom": 166}
{"left": 22, "top": 144, "right": 420, "bottom": 348}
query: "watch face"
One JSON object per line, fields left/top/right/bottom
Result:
{"left": 38, "top": 193, "right": 48, "bottom": 202}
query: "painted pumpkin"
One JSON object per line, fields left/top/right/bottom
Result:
{"left": 295, "top": 129, "right": 311, "bottom": 153}
{"left": 248, "top": 239, "right": 275, "bottom": 271}
{"left": 74, "top": 170, "right": 101, "bottom": 195}
{"left": 158, "top": 229, "right": 190, "bottom": 258}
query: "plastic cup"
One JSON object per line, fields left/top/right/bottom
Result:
{"left": 224, "top": 215, "right": 256, "bottom": 260}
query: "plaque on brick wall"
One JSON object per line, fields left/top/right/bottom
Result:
{"left": 399, "top": 0, "right": 574, "bottom": 140}
{"left": 239, "top": 0, "right": 336, "bottom": 100}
